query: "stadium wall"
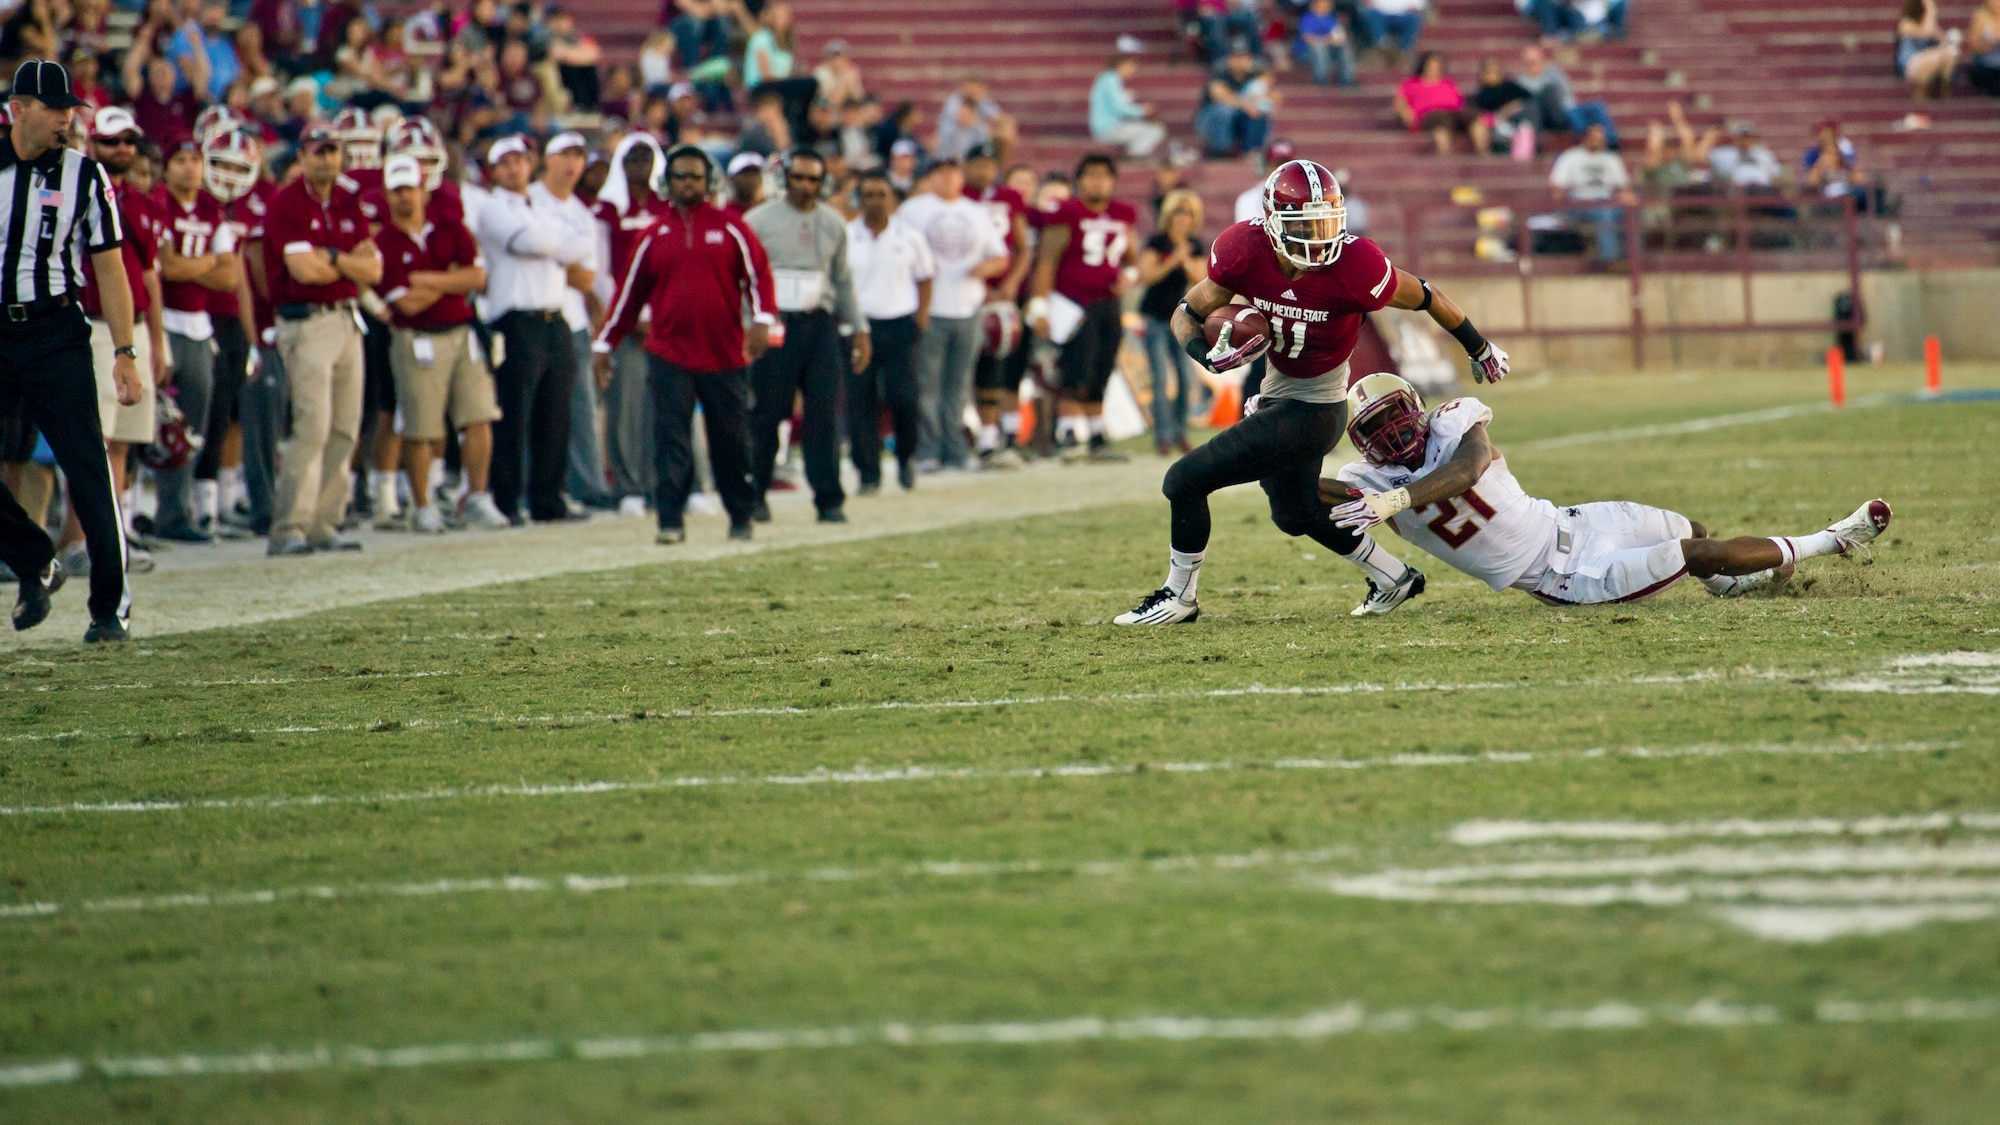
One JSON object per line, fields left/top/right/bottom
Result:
{"left": 1438, "top": 269, "right": 2000, "bottom": 371}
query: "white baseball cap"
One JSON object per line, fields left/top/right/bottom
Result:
{"left": 487, "top": 135, "right": 534, "bottom": 165}
{"left": 545, "top": 130, "right": 588, "bottom": 156}
{"left": 383, "top": 154, "right": 423, "bottom": 190}
{"left": 92, "top": 105, "right": 141, "bottom": 139}
{"left": 726, "top": 151, "right": 765, "bottom": 175}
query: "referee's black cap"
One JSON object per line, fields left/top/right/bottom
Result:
{"left": 9, "top": 59, "right": 84, "bottom": 109}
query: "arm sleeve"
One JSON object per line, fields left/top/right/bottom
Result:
{"left": 593, "top": 233, "right": 655, "bottom": 353}
{"left": 1205, "top": 222, "right": 1249, "bottom": 292}
{"left": 591, "top": 218, "right": 616, "bottom": 306}
{"left": 83, "top": 163, "right": 124, "bottom": 253}
{"left": 912, "top": 230, "right": 937, "bottom": 281}
{"left": 828, "top": 216, "right": 863, "bottom": 332}
{"left": 1344, "top": 238, "right": 1399, "bottom": 314}
{"left": 481, "top": 196, "right": 566, "bottom": 259}
{"left": 376, "top": 238, "right": 410, "bottom": 303}
{"left": 730, "top": 220, "right": 779, "bottom": 328}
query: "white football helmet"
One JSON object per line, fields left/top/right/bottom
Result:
{"left": 194, "top": 105, "right": 245, "bottom": 147}
{"left": 202, "top": 129, "right": 262, "bottom": 202}
{"left": 384, "top": 117, "right": 447, "bottom": 190}
{"left": 330, "top": 105, "right": 382, "bottom": 170}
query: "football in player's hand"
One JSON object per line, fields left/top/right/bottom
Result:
{"left": 1203, "top": 305, "right": 1271, "bottom": 368}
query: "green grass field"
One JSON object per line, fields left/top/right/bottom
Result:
{"left": 4, "top": 364, "right": 1998, "bottom": 1123}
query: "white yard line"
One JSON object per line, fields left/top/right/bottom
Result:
{"left": 1511, "top": 395, "right": 1893, "bottom": 452}
{"left": 1452, "top": 811, "right": 2000, "bottom": 846}
{"left": 0, "top": 740, "right": 1956, "bottom": 819}
{"left": 1, "top": 991, "right": 1991, "bottom": 1088}
{"left": 0, "top": 848, "right": 1349, "bottom": 922}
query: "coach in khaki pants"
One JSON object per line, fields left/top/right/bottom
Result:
{"left": 262, "top": 124, "right": 381, "bottom": 555}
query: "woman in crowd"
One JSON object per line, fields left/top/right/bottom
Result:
{"left": 1896, "top": 0, "right": 1959, "bottom": 100}
{"left": 1968, "top": 0, "right": 2000, "bottom": 96}
{"left": 1395, "top": 52, "right": 1487, "bottom": 157}
{"left": 1136, "top": 190, "right": 1208, "bottom": 457}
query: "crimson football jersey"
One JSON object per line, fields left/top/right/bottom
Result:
{"left": 1042, "top": 196, "right": 1135, "bottom": 307}
{"left": 968, "top": 182, "right": 1029, "bottom": 293}
{"left": 158, "top": 190, "right": 231, "bottom": 314}
{"left": 347, "top": 168, "right": 385, "bottom": 223}
{"left": 230, "top": 180, "right": 279, "bottom": 332}
{"left": 1206, "top": 220, "right": 1399, "bottom": 380}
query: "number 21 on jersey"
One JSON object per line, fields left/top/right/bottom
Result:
{"left": 1422, "top": 488, "right": 1496, "bottom": 548}
{"left": 1264, "top": 314, "right": 1308, "bottom": 359}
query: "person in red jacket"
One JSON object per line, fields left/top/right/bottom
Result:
{"left": 592, "top": 145, "right": 775, "bottom": 545}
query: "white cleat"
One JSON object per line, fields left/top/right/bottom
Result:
{"left": 1350, "top": 567, "right": 1427, "bottom": 616}
{"left": 1701, "top": 563, "right": 1795, "bottom": 598}
{"left": 1827, "top": 498, "right": 1892, "bottom": 558}
{"left": 410, "top": 505, "right": 447, "bottom": 535}
{"left": 459, "top": 491, "right": 512, "bottom": 530}
{"left": 1114, "top": 587, "right": 1201, "bottom": 626}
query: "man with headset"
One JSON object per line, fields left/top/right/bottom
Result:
{"left": 593, "top": 145, "right": 775, "bottom": 545}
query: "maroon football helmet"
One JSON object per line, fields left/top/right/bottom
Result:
{"left": 1261, "top": 158, "right": 1348, "bottom": 269}
{"left": 979, "top": 301, "right": 1022, "bottom": 359}
{"left": 141, "top": 388, "right": 200, "bottom": 472}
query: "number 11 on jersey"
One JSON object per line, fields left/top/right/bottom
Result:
{"left": 1266, "top": 315, "right": 1307, "bottom": 359}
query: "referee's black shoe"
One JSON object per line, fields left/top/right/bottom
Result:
{"left": 83, "top": 617, "right": 130, "bottom": 644}
{"left": 12, "top": 558, "right": 65, "bottom": 632}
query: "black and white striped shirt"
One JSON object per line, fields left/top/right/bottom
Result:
{"left": 0, "top": 143, "right": 122, "bottom": 306}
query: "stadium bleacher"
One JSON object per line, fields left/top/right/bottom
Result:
{"left": 590, "top": 0, "right": 1998, "bottom": 266}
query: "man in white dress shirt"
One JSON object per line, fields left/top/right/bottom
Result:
{"left": 528, "top": 131, "right": 611, "bottom": 510}
{"left": 845, "top": 169, "right": 934, "bottom": 493}
{"left": 896, "top": 156, "right": 1007, "bottom": 473}
{"left": 474, "top": 135, "right": 595, "bottom": 524}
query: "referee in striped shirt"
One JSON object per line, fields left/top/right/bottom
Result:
{"left": 0, "top": 60, "right": 142, "bottom": 642}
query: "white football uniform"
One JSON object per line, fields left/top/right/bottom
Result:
{"left": 1336, "top": 397, "right": 1696, "bottom": 605}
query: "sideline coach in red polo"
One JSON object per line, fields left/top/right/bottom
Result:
{"left": 0, "top": 60, "right": 143, "bottom": 643}
{"left": 262, "top": 122, "right": 381, "bottom": 556}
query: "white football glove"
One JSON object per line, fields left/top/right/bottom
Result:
{"left": 1330, "top": 487, "right": 1411, "bottom": 532}
{"left": 1471, "top": 341, "right": 1510, "bottom": 385}
{"left": 1242, "top": 393, "right": 1266, "bottom": 417}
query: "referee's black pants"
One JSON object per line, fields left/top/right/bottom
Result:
{"left": 490, "top": 310, "right": 575, "bottom": 523}
{"left": 1160, "top": 396, "right": 1367, "bottom": 559}
{"left": 0, "top": 306, "right": 126, "bottom": 624}
{"left": 749, "top": 310, "right": 844, "bottom": 513}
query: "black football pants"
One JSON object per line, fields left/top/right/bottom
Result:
{"left": 490, "top": 311, "right": 576, "bottom": 522}
{"left": 750, "top": 309, "right": 844, "bottom": 513}
{"left": 649, "top": 355, "right": 757, "bottom": 529}
{"left": 0, "top": 306, "right": 127, "bottom": 623}
{"left": 1161, "top": 395, "right": 1366, "bottom": 557}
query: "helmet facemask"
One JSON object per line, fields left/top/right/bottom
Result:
{"left": 1265, "top": 198, "right": 1347, "bottom": 270}
{"left": 1348, "top": 385, "right": 1429, "bottom": 469}
{"left": 204, "top": 153, "right": 259, "bottom": 201}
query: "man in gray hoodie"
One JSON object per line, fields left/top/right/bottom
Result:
{"left": 745, "top": 148, "right": 870, "bottom": 523}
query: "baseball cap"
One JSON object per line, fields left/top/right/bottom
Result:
{"left": 285, "top": 76, "right": 318, "bottom": 99}
{"left": 890, "top": 138, "right": 919, "bottom": 158}
{"left": 302, "top": 123, "right": 340, "bottom": 150}
{"left": 384, "top": 154, "right": 423, "bottom": 189}
{"left": 726, "top": 151, "right": 764, "bottom": 175}
{"left": 1115, "top": 33, "right": 1145, "bottom": 55}
{"left": 667, "top": 81, "right": 696, "bottom": 101}
{"left": 91, "top": 105, "right": 142, "bottom": 139}
{"left": 248, "top": 75, "right": 280, "bottom": 98}
{"left": 487, "top": 134, "right": 534, "bottom": 165}
{"left": 10, "top": 59, "right": 83, "bottom": 109}
{"left": 1264, "top": 140, "right": 1298, "bottom": 166}
{"left": 545, "top": 130, "right": 588, "bottom": 156}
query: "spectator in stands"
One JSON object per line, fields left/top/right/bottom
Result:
{"left": 1896, "top": 0, "right": 1959, "bottom": 100}
{"left": 739, "top": 88, "right": 791, "bottom": 156}
{"left": 638, "top": 29, "right": 675, "bottom": 93}
{"left": 1234, "top": 138, "right": 1295, "bottom": 221}
{"left": 1360, "top": 0, "right": 1426, "bottom": 68}
{"left": 936, "top": 76, "right": 1017, "bottom": 164}
{"left": 813, "top": 39, "right": 867, "bottom": 107}
{"left": 1515, "top": 45, "right": 1617, "bottom": 147}
{"left": 839, "top": 98, "right": 882, "bottom": 171}
{"left": 546, "top": 9, "right": 603, "bottom": 110}
{"left": 133, "top": 55, "right": 197, "bottom": 149}
{"left": 1471, "top": 56, "right": 1532, "bottom": 155}
{"left": 1708, "top": 120, "right": 1784, "bottom": 192}
{"left": 1090, "top": 50, "right": 1168, "bottom": 158}
{"left": 872, "top": 101, "right": 925, "bottom": 166}
{"left": 725, "top": 152, "right": 767, "bottom": 216}
{"left": 1295, "top": 0, "right": 1357, "bottom": 86}
{"left": 1197, "top": 43, "right": 1275, "bottom": 158}
{"left": 1803, "top": 120, "right": 1873, "bottom": 211}
{"left": 1137, "top": 189, "right": 1206, "bottom": 457}
{"left": 1549, "top": 122, "right": 1635, "bottom": 262}
{"left": 745, "top": 3, "right": 818, "bottom": 133}
{"left": 800, "top": 97, "right": 841, "bottom": 159}
{"left": 1641, "top": 101, "right": 1713, "bottom": 192}
{"left": 0, "top": 0, "right": 59, "bottom": 71}
{"left": 1970, "top": 0, "right": 2000, "bottom": 96}
{"left": 180, "top": 0, "right": 241, "bottom": 103}
{"left": 1395, "top": 52, "right": 1486, "bottom": 157}
{"left": 66, "top": 49, "right": 113, "bottom": 115}
{"left": 887, "top": 137, "right": 920, "bottom": 195}
{"left": 668, "top": 0, "right": 731, "bottom": 72}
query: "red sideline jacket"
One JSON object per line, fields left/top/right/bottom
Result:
{"left": 593, "top": 200, "right": 776, "bottom": 375}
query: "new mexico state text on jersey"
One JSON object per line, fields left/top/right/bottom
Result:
{"left": 1207, "top": 220, "right": 1398, "bottom": 380}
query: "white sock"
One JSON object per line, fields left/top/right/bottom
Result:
{"left": 1087, "top": 414, "right": 1107, "bottom": 439}
{"left": 217, "top": 466, "right": 243, "bottom": 512}
{"left": 1057, "top": 416, "right": 1082, "bottom": 443}
{"left": 1001, "top": 411, "right": 1020, "bottom": 440}
{"left": 1771, "top": 530, "right": 1840, "bottom": 566}
{"left": 196, "top": 479, "right": 218, "bottom": 523}
{"left": 1341, "top": 534, "right": 1409, "bottom": 587}
{"left": 1167, "top": 548, "right": 1204, "bottom": 601}
{"left": 977, "top": 423, "right": 1001, "bottom": 453}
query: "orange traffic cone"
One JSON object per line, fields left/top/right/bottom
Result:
{"left": 1018, "top": 397, "right": 1036, "bottom": 439}
{"left": 1207, "top": 381, "right": 1242, "bottom": 428}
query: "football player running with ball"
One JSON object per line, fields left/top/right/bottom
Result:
{"left": 1116, "top": 158, "right": 1510, "bottom": 626}
{"left": 1325, "top": 373, "right": 1891, "bottom": 607}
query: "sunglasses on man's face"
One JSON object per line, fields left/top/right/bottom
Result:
{"left": 96, "top": 136, "right": 138, "bottom": 148}
{"left": 667, "top": 169, "right": 707, "bottom": 181}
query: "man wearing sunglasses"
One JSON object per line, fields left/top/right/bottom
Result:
{"left": 261, "top": 122, "right": 382, "bottom": 556}
{"left": 742, "top": 148, "right": 867, "bottom": 524}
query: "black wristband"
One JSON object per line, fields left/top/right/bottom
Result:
{"left": 1448, "top": 318, "right": 1488, "bottom": 357}
{"left": 1183, "top": 330, "right": 1215, "bottom": 369}
{"left": 1414, "top": 278, "right": 1434, "bottom": 312}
